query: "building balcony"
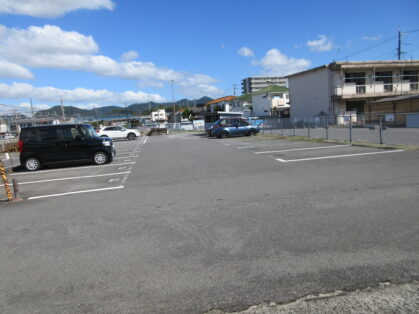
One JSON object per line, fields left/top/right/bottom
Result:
{"left": 334, "top": 81, "right": 419, "bottom": 99}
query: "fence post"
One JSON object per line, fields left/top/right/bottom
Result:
{"left": 307, "top": 119, "right": 310, "bottom": 138}
{"left": 349, "top": 115, "right": 352, "bottom": 142}
{"left": 280, "top": 119, "right": 283, "bottom": 135}
{"left": 379, "top": 115, "right": 383, "bottom": 144}
{"left": 293, "top": 121, "right": 296, "bottom": 136}
{"left": 325, "top": 116, "right": 329, "bottom": 140}
{"left": 271, "top": 117, "right": 274, "bottom": 135}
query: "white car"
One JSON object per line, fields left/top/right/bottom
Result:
{"left": 96, "top": 126, "right": 141, "bottom": 140}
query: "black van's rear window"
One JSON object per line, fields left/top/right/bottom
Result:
{"left": 21, "top": 129, "right": 38, "bottom": 142}
{"left": 39, "top": 128, "right": 58, "bottom": 141}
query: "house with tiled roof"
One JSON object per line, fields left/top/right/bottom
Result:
{"left": 203, "top": 96, "right": 245, "bottom": 128}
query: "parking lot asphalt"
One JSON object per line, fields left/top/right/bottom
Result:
{"left": 1, "top": 133, "right": 418, "bottom": 313}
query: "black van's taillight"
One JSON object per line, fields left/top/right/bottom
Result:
{"left": 18, "top": 140, "right": 23, "bottom": 152}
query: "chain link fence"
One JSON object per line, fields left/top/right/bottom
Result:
{"left": 258, "top": 113, "right": 419, "bottom": 146}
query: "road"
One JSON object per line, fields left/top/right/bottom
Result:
{"left": 1, "top": 133, "right": 418, "bottom": 313}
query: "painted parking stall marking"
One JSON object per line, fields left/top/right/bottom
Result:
{"left": 28, "top": 186, "right": 125, "bottom": 200}
{"left": 18, "top": 171, "right": 131, "bottom": 185}
{"left": 12, "top": 162, "right": 137, "bottom": 176}
{"left": 276, "top": 149, "right": 404, "bottom": 163}
{"left": 12, "top": 136, "right": 147, "bottom": 200}
{"left": 255, "top": 144, "right": 351, "bottom": 154}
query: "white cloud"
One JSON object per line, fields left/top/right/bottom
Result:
{"left": 252, "top": 49, "right": 311, "bottom": 76}
{"left": 178, "top": 74, "right": 218, "bottom": 87}
{"left": 179, "top": 84, "right": 224, "bottom": 99}
{"left": 121, "top": 50, "right": 139, "bottom": 62}
{"left": 0, "top": 82, "right": 166, "bottom": 105}
{"left": 19, "top": 102, "right": 50, "bottom": 110}
{"left": 0, "top": 60, "right": 34, "bottom": 79}
{"left": 0, "top": 24, "right": 218, "bottom": 94}
{"left": 0, "top": 25, "right": 98, "bottom": 65}
{"left": 238, "top": 47, "right": 254, "bottom": 57}
{"left": 138, "top": 79, "right": 164, "bottom": 89}
{"left": 307, "top": 35, "right": 334, "bottom": 52}
{"left": 362, "top": 35, "right": 382, "bottom": 41}
{"left": 176, "top": 74, "right": 223, "bottom": 98}
{"left": 0, "top": 0, "right": 115, "bottom": 18}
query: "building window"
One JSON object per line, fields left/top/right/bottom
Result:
{"left": 345, "top": 72, "right": 366, "bottom": 94}
{"left": 402, "top": 70, "right": 418, "bottom": 91}
{"left": 375, "top": 71, "right": 393, "bottom": 92}
{"left": 346, "top": 101, "right": 365, "bottom": 114}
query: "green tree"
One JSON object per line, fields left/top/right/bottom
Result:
{"left": 182, "top": 107, "right": 195, "bottom": 122}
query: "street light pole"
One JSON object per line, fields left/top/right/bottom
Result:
{"left": 171, "top": 80, "right": 175, "bottom": 129}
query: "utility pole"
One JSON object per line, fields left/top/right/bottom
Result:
{"left": 171, "top": 80, "right": 175, "bottom": 127}
{"left": 397, "top": 26, "right": 402, "bottom": 60}
{"left": 60, "top": 98, "right": 65, "bottom": 121}
{"left": 30, "top": 98, "right": 35, "bottom": 126}
{"left": 232, "top": 83, "right": 238, "bottom": 96}
{"left": 125, "top": 102, "right": 130, "bottom": 128}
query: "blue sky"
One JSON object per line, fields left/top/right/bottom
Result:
{"left": 0, "top": 0, "right": 418, "bottom": 114}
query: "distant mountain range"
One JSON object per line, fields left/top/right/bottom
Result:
{"left": 34, "top": 97, "right": 213, "bottom": 119}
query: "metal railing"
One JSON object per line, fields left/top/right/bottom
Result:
{"left": 257, "top": 113, "right": 419, "bottom": 146}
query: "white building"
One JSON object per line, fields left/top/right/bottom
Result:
{"left": 242, "top": 76, "right": 288, "bottom": 94}
{"left": 252, "top": 86, "right": 289, "bottom": 117}
{"left": 151, "top": 109, "right": 167, "bottom": 122}
{"left": 287, "top": 60, "right": 419, "bottom": 119}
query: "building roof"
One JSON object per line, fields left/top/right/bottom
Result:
{"left": 253, "top": 85, "right": 289, "bottom": 95}
{"left": 204, "top": 96, "right": 235, "bottom": 106}
{"left": 286, "top": 60, "right": 419, "bottom": 79}
{"left": 235, "top": 93, "right": 252, "bottom": 102}
{"left": 369, "top": 94, "right": 419, "bottom": 103}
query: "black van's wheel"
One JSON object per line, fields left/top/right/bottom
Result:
{"left": 24, "top": 157, "right": 41, "bottom": 171}
{"left": 93, "top": 151, "right": 108, "bottom": 165}
{"left": 127, "top": 133, "right": 136, "bottom": 140}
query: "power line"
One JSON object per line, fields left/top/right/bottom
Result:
{"left": 346, "top": 35, "right": 397, "bottom": 59}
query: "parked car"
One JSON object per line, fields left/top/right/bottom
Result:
{"left": 96, "top": 126, "right": 141, "bottom": 140}
{"left": 210, "top": 118, "right": 260, "bottom": 138}
{"left": 19, "top": 124, "right": 115, "bottom": 171}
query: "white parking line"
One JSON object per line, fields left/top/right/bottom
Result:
{"left": 255, "top": 144, "right": 351, "bottom": 154}
{"left": 12, "top": 162, "right": 136, "bottom": 176}
{"left": 18, "top": 171, "right": 131, "bottom": 185}
{"left": 116, "top": 150, "right": 141, "bottom": 154}
{"left": 114, "top": 156, "right": 138, "bottom": 160}
{"left": 144, "top": 136, "right": 149, "bottom": 144}
{"left": 28, "top": 186, "right": 124, "bottom": 200}
{"left": 237, "top": 146, "right": 255, "bottom": 149}
{"left": 276, "top": 150, "right": 404, "bottom": 162}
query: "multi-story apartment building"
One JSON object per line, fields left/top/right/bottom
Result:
{"left": 287, "top": 60, "right": 419, "bottom": 119}
{"left": 241, "top": 76, "right": 288, "bottom": 94}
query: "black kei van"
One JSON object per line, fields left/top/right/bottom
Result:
{"left": 19, "top": 124, "right": 115, "bottom": 171}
